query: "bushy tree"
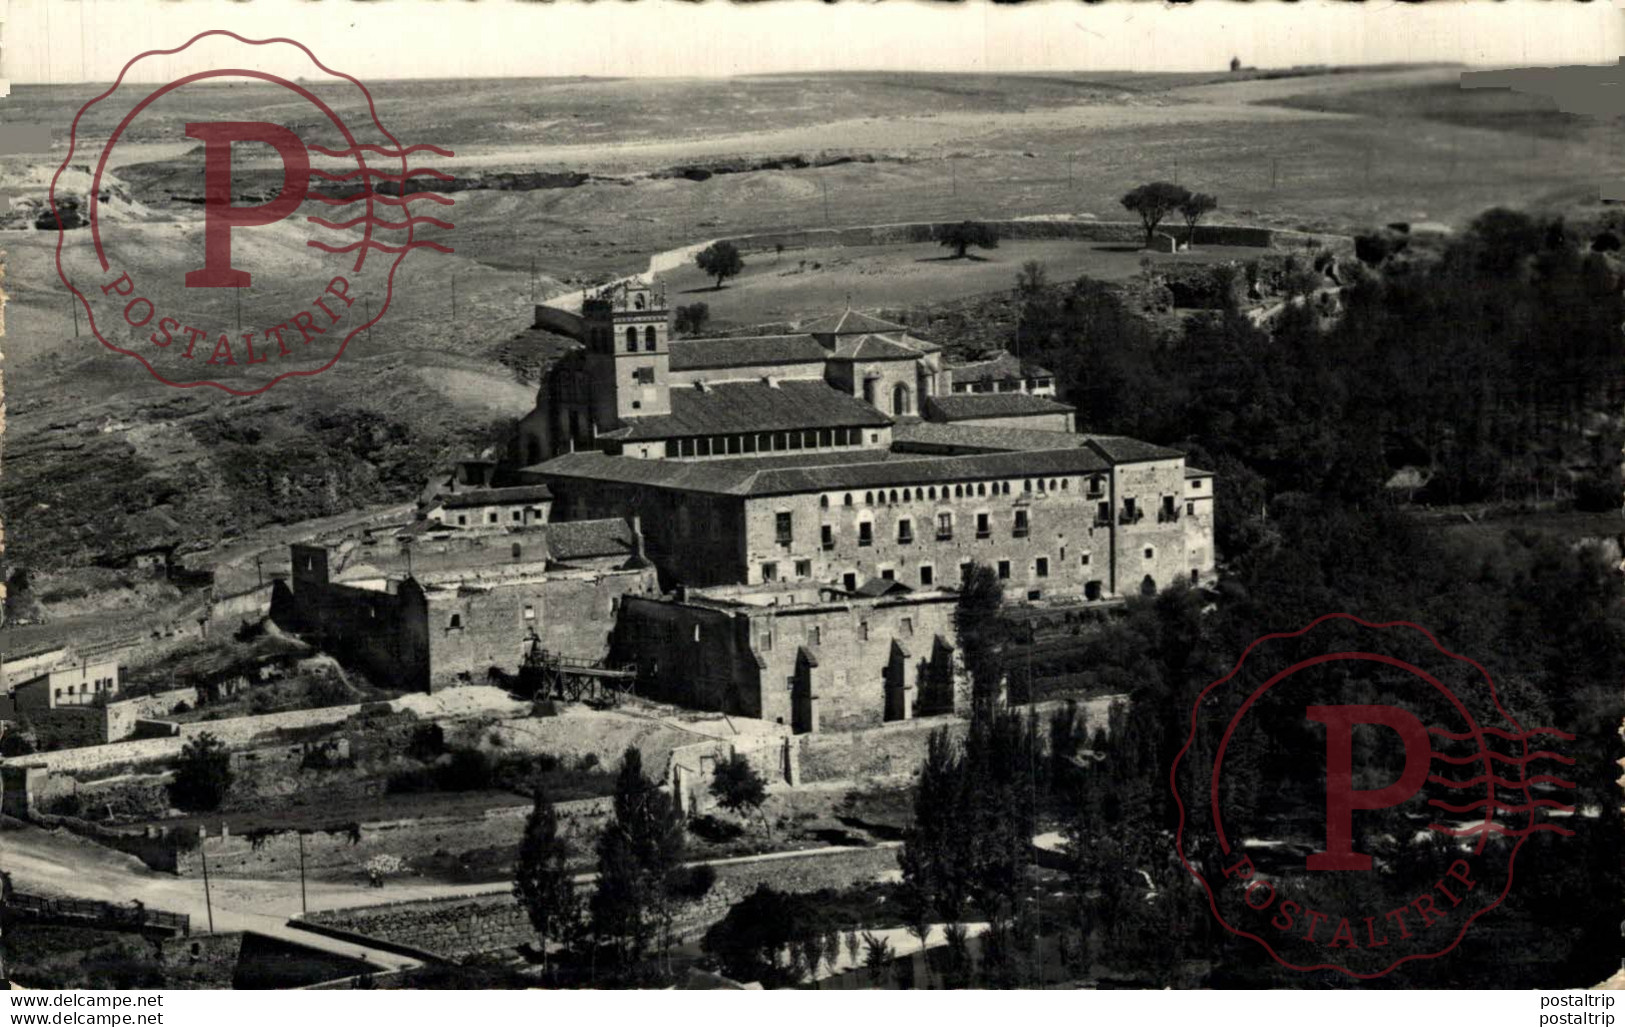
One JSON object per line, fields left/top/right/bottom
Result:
{"left": 701, "top": 884, "right": 809, "bottom": 988}
{"left": 170, "top": 732, "right": 232, "bottom": 811}
{"left": 955, "top": 562, "right": 1010, "bottom": 710}
{"left": 673, "top": 301, "right": 710, "bottom": 336}
{"left": 1120, "top": 181, "right": 1191, "bottom": 248}
{"left": 935, "top": 220, "right": 1000, "bottom": 259}
{"left": 514, "top": 784, "right": 579, "bottom": 977}
{"left": 590, "top": 747, "right": 686, "bottom": 967}
{"left": 695, "top": 241, "right": 744, "bottom": 289}
{"left": 709, "top": 751, "right": 770, "bottom": 839}
{"left": 1177, "top": 192, "right": 1217, "bottom": 246}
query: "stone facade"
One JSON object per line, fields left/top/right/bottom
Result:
{"left": 613, "top": 585, "right": 962, "bottom": 732}
{"left": 276, "top": 536, "right": 659, "bottom": 692}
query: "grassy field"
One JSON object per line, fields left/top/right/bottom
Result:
{"left": 3, "top": 63, "right": 1619, "bottom": 589}
{"left": 665, "top": 239, "right": 1268, "bottom": 328}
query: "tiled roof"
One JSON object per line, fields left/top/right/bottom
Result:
{"left": 799, "top": 310, "right": 907, "bottom": 335}
{"left": 948, "top": 351, "right": 1055, "bottom": 384}
{"left": 668, "top": 335, "right": 828, "bottom": 372}
{"left": 602, "top": 380, "right": 892, "bottom": 441}
{"left": 547, "top": 518, "right": 637, "bottom": 561}
{"left": 925, "top": 393, "right": 1077, "bottom": 421}
{"left": 1085, "top": 435, "right": 1185, "bottom": 463}
{"left": 892, "top": 421, "right": 1094, "bottom": 453}
{"left": 829, "top": 334, "right": 925, "bottom": 362}
{"left": 533, "top": 444, "right": 1154, "bottom": 498}
{"left": 434, "top": 485, "right": 554, "bottom": 509}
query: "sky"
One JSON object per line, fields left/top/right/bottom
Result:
{"left": 6, "top": 0, "right": 1623, "bottom": 85}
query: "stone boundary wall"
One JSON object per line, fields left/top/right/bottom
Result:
{"left": 545, "top": 218, "right": 1353, "bottom": 316}
{"left": 88, "top": 795, "right": 615, "bottom": 879}
{"left": 799, "top": 697, "right": 1120, "bottom": 784}
{"left": 303, "top": 843, "right": 901, "bottom": 961}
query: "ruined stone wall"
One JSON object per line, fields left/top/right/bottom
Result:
{"left": 303, "top": 843, "right": 902, "bottom": 959}
{"left": 422, "top": 567, "right": 658, "bottom": 691}
{"left": 611, "top": 597, "right": 761, "bottom": 717}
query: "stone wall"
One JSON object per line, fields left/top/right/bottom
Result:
{"left": 11, "top": 701, "right": 372, "bottom": 774}
{"left": 167, "top": 796, "right": 612, "bottom": 879}
{"left": 303, "top": 843, "right": 902, "bottom": 960}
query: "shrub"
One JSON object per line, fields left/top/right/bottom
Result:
{"left": 436, "top": 748, "right": 495, "bottom": 792}
{"left": 672, "top": 863, "right": 718, "bottom": 900}
{"left": 305, "top": 674, "right": 354, "bottom": 709}
{"left": 170, "top": 733, "right": 233, "bottom": 812}
{"left": 407, "top": 722, "right": 446, "bottom": 761}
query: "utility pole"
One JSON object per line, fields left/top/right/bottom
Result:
{"left": 298, "top": 832, "right": 308, "bottom": 915}
{"left": 200, "top": 837, "right": 216, "bottom": 933}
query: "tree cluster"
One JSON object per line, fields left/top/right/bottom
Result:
{"left": 1120, "top": 182, "right": 1218, "bottom": 249}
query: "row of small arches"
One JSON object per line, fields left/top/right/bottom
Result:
{"left": 625, "top": 326, "right": 658, "bottom": 352}
{"left": 818, "top": 477, "right": 1097, "bottom": 509}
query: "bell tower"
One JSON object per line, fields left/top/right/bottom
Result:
{"left": 583, "top": 280, "right": 671, "bottom": 431}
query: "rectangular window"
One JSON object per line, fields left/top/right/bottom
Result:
{"left": 1013, "top": 510, "right": 1029, "bottom": 538}
{"left": 821, "top": 524, "right": 835, "bottom": 550}
{"left": 760, "top": 631, "right": 774, "bottom": 651}
{"left": 697, "top": 437, "right": 712, "bottom": 457}
{"left": 762, "top": 562, "right": 779, "bottom": 582}
{"left": 457, "top": 515, "right": 468, "bottom": 526}
{"left": 681, "top": 438, "right": 696, "bottom": 457}
{"left": 810, "top": 626, "right": 822, "bottom": 646}
{"left": 937, "top": 512, "right": 953, "bottom": 540}
{"left": 901, "top": 617, "right": 914, "bottom": 637}
{"left": 744, "top": 434, "right": 759, "bottom": 453}
{"left": 860, "top": 621, "right": 870, "bottom": 641}
{"left": 776, "top": 511, "right": 794, "bottom": 545}
{"left": 976, "top": 512, "right": 990, "bottom": 538}
{"left": 727, "top": 435, "right": 741, "bottom": 455}
{"left": 523, "top": 605, "right": 535, "bottom": 621}
{"left": 881, "top": 568, "right": 895, "bottom": 581}
{"left": 788, "top": 431, "right": 803, "bottom": 451}
{"left": 997, "top": 560, "right": 1011, "bottom": 580}
{"left": 512, "top": 510, "right": 522, "bottom": 521}
{"left": 858, "top": 522, "right": 874, "bottom": 547}
{"left": 1036, "top": 557, "right": 1049, "bottom": 578}
{"left": 898, "top": 518, "right": 914, "bottom": 544}
{"left": 1187, "top": 501, "right": 1196, "bottom": 516}
{"left": 632, "top": 366, "right": 655, "bottom": 384}
{"left": 919, "top": 565, "right": 934, "bottom": 587}
{"left": 1160, "top": 495, "right": 1178, "bottom": 523}
{"left": 805, "top": 430, "right": 819, "bottom": 449}
{"left": 1081, "top": 552, "right": 1091, "bottom": 566}
{"left": 1087, "top": 475, "right": 1106, "bottom": 498}
{"left": 1192, "top": 479, "right": 1204, "bottom": 490}
{"left": 489, "top": 512, "right": 499, "bottom": 524}
{"left": 1145, "top": 548, "right": 1155, "bottom": 559}
{"left": 795, "top": 559, "right": 812, "bottom": 578}
{"left": 1096, "top": 502, "right": 1111, "bottom": 527}
{"left": 1121, "top": 498, "right": 1140, "bottom": 524}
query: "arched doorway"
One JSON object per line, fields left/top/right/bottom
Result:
{"left": 1140, "top": 575, "right": 1157, "bottom": 597}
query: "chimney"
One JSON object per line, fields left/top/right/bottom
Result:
{"left": 629, "top": 515, "right": 646, "bottom": 561}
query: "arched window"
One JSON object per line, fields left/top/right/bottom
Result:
{"left": 844, "top": 493, "right": 853, "bottom": 507}
{"left": 865, "top": 492, "right": 874, "bottom": 505}
{"left": 625, "top": 327, "right": 637, "bottom": 352}
{"left": 644, "top": 326, "right": 657, "bottom": 351}
{"left": 820, "top": 495, "right": 830, "bottom": 509}
{"left": 954, "top": 485, "right": 963, "bottom": 498}
{"left": 889, "top": 489, "right": 899, "bottom": 503}
{"left": 976, "top": 483, "right": 986, "bottom": 497}
{"left": 892, "top": 382, "right": 912, "bottom": 416}
{"left": 928, "top": 486, "right": 937, "bottom": 500}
